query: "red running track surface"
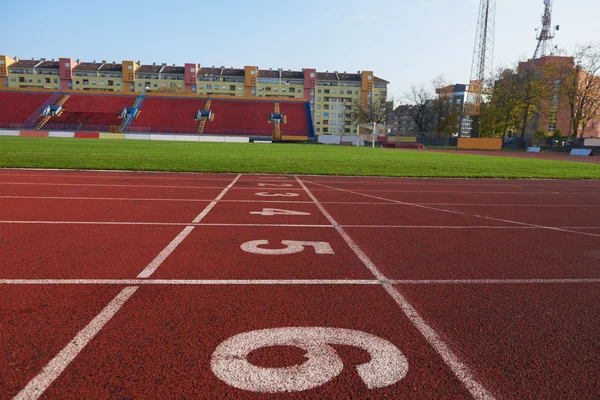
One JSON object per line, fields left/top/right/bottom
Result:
{"left": 1, "top": 169, "right": 599, "bottom": 399}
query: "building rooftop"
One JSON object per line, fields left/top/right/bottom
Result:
{"left": 9, "top": 59, "right": 41, "bottom": 68}
{"left": 337, "top": 73, "right": 361, "bottom": 82}
{"left": 99, "top": 63, "right": 123, "bottom": 72}
{"left": 374, "top": 76, "right": 390, "bottom": 84}
{"left": 73, "top": 62, "right": 103, "bottom": 71}
{"left": 197, "top": 67, "right": 221, "bottom": 76}
{"left": 136, "top": 65, "right": 162, "bottom": 74}
{"left": 281, "top": 71, "right": 304, "bottom": 79}
{"left": 221, "top": 68, "right": 245, "bottom": 77}
{"left": 316, "top": 72, "right": 337, "bottom": 81}
{"left": 258, "top": 70, "right": 280, "bottom": 78}
{"left": 36, "top": 61, "right": 60, "bottom": 70}
{"left": 162, "top": 66, "right": 185, "bottom": 74}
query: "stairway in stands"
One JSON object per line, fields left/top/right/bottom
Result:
{"left": 272, "top": 102, "right": 281, "bottom": 140}
{"left": 35, "top": 94, "right": 70, "bottom": 130}
{"left": 119, "top": 95, "right": 145, "bottom": 133}
{"left": 197, "top": 100, "right": 212, "bottom": 134}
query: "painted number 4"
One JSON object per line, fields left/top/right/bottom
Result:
{"left": 241, "top": 240, "right": 334, "bottom": 255}
{"left": 211, "top": 327, "right": 408, "bottom": 393}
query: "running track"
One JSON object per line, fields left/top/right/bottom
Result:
{"left": 1, "top": 169, "right": 599, "bottom": 399}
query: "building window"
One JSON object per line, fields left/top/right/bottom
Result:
{"left": 154, "top": 84, "right": 158, "bottom": 87}
{"left": 230, "top": 85, "right": 235, "bottom": 91}
{"left": 324, "top": 112, "right": 329, "bottom": 117}
{"left": 222, "top": 86, "right": 227, "bottom": 90}
{"left": 178, "top": 84, "right": 183, "bottom": 88}
{"left": 128, "top": 65, "right": 133, "bottom": 70}
{"left": 138, "top": 83, "right": 142, "bottom": 87}
{"left": 317, "top": 105, "right": 321, "bottom": 109}
{"left": 116, "top": 82, "right": 121, "bottom": 86}
{"left": 323, "top": 127, "right": 328, "bottom": 133}
{"left": 251, "top": 70, "right": 256, "bottom": 75}
{"left": 324, "top": 90, "right": 330, "bottom": 94}
{"left": 54, "top": 79, "right": 58, "bottom": 84}
{"left": 37, "top": 79, "right": 41, "bottom": 83}
{"left": 316, "top": 128, "right": 321, "bottom": 132}
{"left": 65, "top": 62, "right": 70, "bottom": 68}
{"left": 318, "top": 89, "right": 322, "bottom": 93}
{"left": 83, "top": 79, "right": 89, "bottom": 85}
{"left": 274, "top": 88, "right": 278, "bottom": 92}
{"left": 44, "top": 78, "right": 50, "bottom": 83}
{"left": 108, "top": 80, "right": 114, "bottom": 86}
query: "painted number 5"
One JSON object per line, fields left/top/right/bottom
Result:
{"left": 211, "top": 327, "right": 408, "bottom": 393}
{"left": 240, "top": 240, "right": 334, "bottom": 255}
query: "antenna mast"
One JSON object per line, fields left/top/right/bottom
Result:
{"left": 463, "top": 0, "right": 496, "bottom": 136}
{"left": 533, "top": 0, "right": 557, "bottom": 59}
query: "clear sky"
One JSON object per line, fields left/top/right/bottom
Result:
{"left": 2, "top": 0, "right": 599, "bottom": 98}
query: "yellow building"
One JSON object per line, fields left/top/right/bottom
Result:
{"left": 0, "top": 54, "right": 389, "bottom": 134}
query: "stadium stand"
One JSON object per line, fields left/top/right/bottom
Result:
{"left": 203, "top": 100, "right": 273, "bottom": 136}
{"left": 0, "top": 89, "right": 313, "bottom": 141}
{"left": 0, "top": 92, "right": 51, "bottom": 128}
{"left": 129, "top": 97, "right": 206, "bottom": 134}
{"left": 279, "top": 102, "right": 310, "bottom": 137}
{"left": 44, "top": 94, "right": 135, "bottom": 132}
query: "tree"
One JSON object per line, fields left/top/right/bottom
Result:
{"left": 351, "top": 95, "right": 388, "bottom": 126}
{"left": 559, "top": 42, "right": 600, "bottom": 138}
{"left": 431, "top": 75, "right": 460, "bottom": 136}
{"left": 403, "top": 85, "right": 434, "bottom": 133}
{"left": 480, "top": 66, "right": 524, "bottom": 139}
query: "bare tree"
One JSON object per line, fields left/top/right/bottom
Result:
{"left": 403, "top": 85, "right": 434, "bottom": 133}
{"left": 559, "top": 42, "right": 600, "bottom": 138}
{"left": 351, "top": 95, "right": 389, "bottom": 126}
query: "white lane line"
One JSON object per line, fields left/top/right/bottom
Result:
{"left": 0, "top": 182, "right": 231, "bottom": 190}
{"left": 295, "top": 176, "right": 495, "bottom": 400}
{"left": 3, "top": 278, "right": 600, "bottom": 285}
{"left": 302, "top": 180, "right": 600, "bottom": 239}
{"left": 0, "top": 195, "right": 315, "bottom": 204}
{"left": 193, "top": 176, "right": 240, "bottom": 223}
{"left": 0, "top": 279, "right": 383, "bottom": 285}
{"left": 2, "top": 195, "right": 599, "bottom": 208}
{"left": 13, "top": 286, "right": 138, "bottom": 400}
{"left": 2, "top": 180, "right": 598, "bottom": 195}
{"left": 136, "top": 226, "right": 195, "bottom": 278}
{"left": 0, "top": 220, "right": 334, "bottom": 228}
{"left": 137, "top": 174, "right": 241, "bottom": 278}
{"left": 0, "top": 195, "right": 213, "bottom": 202}
{"left": 14, "top": 175, "right": 242, "bottom": 398}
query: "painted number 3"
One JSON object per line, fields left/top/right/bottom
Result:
{"left": 211, "top": 327, "right": 408, "bottom": 393}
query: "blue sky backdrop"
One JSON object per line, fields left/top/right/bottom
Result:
{"left": 3, "top": 0, "right": 599, "bottom": 98}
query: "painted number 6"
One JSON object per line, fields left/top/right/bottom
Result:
{"left": 240, "top": 240, "right": 334, "bottom": 255}
{"left": 211, "top": 327, "right": 408, "bottom": 393}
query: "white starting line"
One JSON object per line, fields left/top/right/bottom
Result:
{"left": 2, "top": 278, "right": 599, "bottom": 285}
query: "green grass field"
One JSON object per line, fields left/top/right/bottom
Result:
{"left": 0, "top": 136, "right": 598, "bottom": 179}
